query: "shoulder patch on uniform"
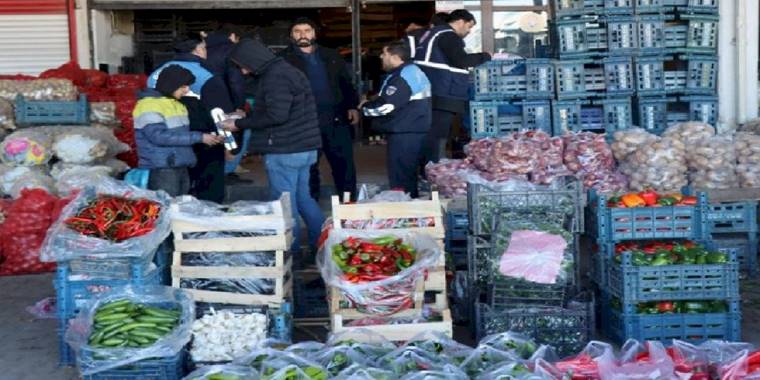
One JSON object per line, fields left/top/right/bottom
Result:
{"left": 385, "top": 86, "right": 397, "bottom": 96}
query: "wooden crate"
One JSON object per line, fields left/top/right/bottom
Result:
{"left": 330, "top": 192, "right": 447, "bottom": 292}
{"left": 330, "top": 308, "right": 453, "bottom": 342}
{"left": 170, "top": 194, "right": 294, "bottom": 307}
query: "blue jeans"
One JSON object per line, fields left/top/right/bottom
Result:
{"left": 264, "top": 150, "right": 325, "bottom": 251}
{"left": 224, "top": 129, "right": 252, "bottom": 174}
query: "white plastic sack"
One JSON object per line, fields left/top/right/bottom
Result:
{"left": 0, "top": 128, "right": 53, "bottom": 166}
{"left": 65, "top": 285, "right": 194, "bottom": 376}
{"left": 170, "top": 195, "right": 290, "bottom": 233}
{"left": 52, "top": 126, "right": 129, "bottom": 164}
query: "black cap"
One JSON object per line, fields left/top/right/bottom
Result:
{"left": 155, "top": 65, "right": 195, "bottom": 97}
{"left": 173, "top": 33, "right": 203, "bottom": 53}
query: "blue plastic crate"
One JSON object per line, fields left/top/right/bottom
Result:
{"left": 472, "top": 59, "right": 554, "bottom": 100}
{"left": 606, "top": 16, "right": 638, "bottom": 54}
{"left": 606, "top": 244, "right": 739, "bottom": 302}
{"left": 446, "top": 241, "right": 468, "bottom": 269}
{"left": 469, "top": 99, "right": 552, "bottom": 138}
{"left": 637, "top": 16, "right": 668, "bottom": 54}
{"left": 588, "top": 190, "right": 708, "bottom": 241}
{"left": 604, "top": 0, "right": 635, "bottom": 14}
{"left": 475, "top": 292, "right": 595, "bottom": 357}
{"left": 664, "top": 15, "right": 719, "bottom": 54}
{"left": 554, "top": 60, "right": 603, "bottom": 99}
{"left": 590, "top": 241, "right": 607, "bottom": 285}
{"left": 634, "top": 96, "right": 671, "bottom": 133}
{"left": 684, "top": 54, "right": 718, "bottom": 94}
{"left": 446, "top": 210, "right": 469, "bottom": 241}
{"left": 605, "top": 56, "right": 635, "bottom": 95}
{"left": 683, "top": 95, "right": 719, "bottom": 125}
{"left": 64, "top": 250, "right": 157, "bottom": 281}
{"left": 553, "top": 18, "right": 608, "bottom": 58}
{"left": 635, "top": 0, "right": 667, "bottom": 13}
{"left": 553, "top": 99, "right": 602, "bottom": 135}
{"left": 293, "top": 276, "right": 328, "bottom": 319}
{"left": 55, "top": 263, "right": 161, "bottom": 320}
{"left": 82, "top": 350, "right": 186, "bottom": 380}
{"left": 553, "top": 0, "right": 605, "bottom": 17}
{"left": 707, "top": 202, "right": 758, "bottom": 234}
{"left": 634, "top": 56, "right": 667, "bottom": 96}
{"left": 58, "top": 326, "right": 75, "bottom": 367}
{"left": 602, "top": 297, "right": 741, "bottom": 344}
{"left": 715, "top": 236, "right": 759, "bottom": 275}
{"left": 597, "top": 97, "right": 633, "bottom": 133}
{"left": 664, "top": 0, "right": 719, "bottom": 13}
{"left": 14, "top": 94, "right": 89, "bottom": 126}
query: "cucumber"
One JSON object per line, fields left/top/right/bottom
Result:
{"left": 136, "top": 316, "right": 177, "bottom": 324}
{"left": 143, "top": 307, "right": 177, "bottom": 318}
{"left": 114, "top": 322, "right": 157, "bottom": 334}
{"left": 95, "top": 312, "right": 130, "bottom": 323}
{"left": 101, "top": 338, "right": 125, "bottom": 346}
{"left": 96, "top": 299, "right": 131, "bottom": 312}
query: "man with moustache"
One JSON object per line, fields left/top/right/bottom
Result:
{"left": 279, "top": 17, "right": 359, "bottom": 201}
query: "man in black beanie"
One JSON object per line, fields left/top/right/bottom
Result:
{"left": 134, "top": 65, "right": 224, "bottom": 196}
{"left": 147, "top": 34, "right": 235, "bottom": 204}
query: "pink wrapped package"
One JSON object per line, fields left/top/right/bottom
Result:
{"left": 498, "top": 230, "right": 567, "bottom": 284}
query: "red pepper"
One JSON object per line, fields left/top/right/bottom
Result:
{"left": 639, "top": 189, "right": 659, "bottom": 206}
{"left": 679, "top": 196, "right": 698, "bottom": 206}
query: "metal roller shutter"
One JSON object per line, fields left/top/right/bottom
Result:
{"left": 0, "top": 0, "right": 71, "bottom": 75}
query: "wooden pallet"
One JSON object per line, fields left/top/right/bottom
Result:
{"left": 170, "top": 194, "right": 294, "bottom": 307}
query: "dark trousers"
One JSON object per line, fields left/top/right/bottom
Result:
{"left": 420, "top": 109, "right": 456, "bottom": 166}
{"left": 189, "top": 146, "right": 226, "bottom": 204}
{"left": 388, "top": 133, "right": 426, "bottom": 199}
{"left": 148, "top": 167, "right": 190, "bottom": 197}
{"left": 309, "top": 124, "right": 357, "bottom": 200}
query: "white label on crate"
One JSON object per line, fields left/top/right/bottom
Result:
{"left": 617, "top": 106, "right": 625, "bottom": 129}
{"left": 618, "top": 65, "right": 628, "bottom": 89}
{"left": 644, "top": 24, "right": 653, "bottom": 48}
{"left": 538, "top": 67, "right": 548, "bottom": 91}
{"left": 646, "top": 107, "right": 654, "bottom": 130}
{"left": 560, "top": 109, "right": 569, "bottom": 132}
{"left": 479, "top": 69, "right": 488, "bottom": 93}
{"left": 701, "top": 23, "right": 712, "bottom": 47}
{"left": 621, "top": 25, "right": 631, "bottom": 48}
{"left": 701, "top": 104, "right": 710, "bottom": 122}
{"left": 642, "top": 65, "right": 651, "bottom": 88}
{"left": 563, "top": 68, "right": 574, "bottom": 91}
{"left": 564, "top": 27, "right": 575, "bottom": 51}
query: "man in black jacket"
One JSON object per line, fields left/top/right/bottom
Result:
{"left": 361, "top": 41, "right": 431, "bottom": 198}
{"left": 147, "top": 35, "right": 235, "bottom": 203}
{"left": 222, "top": 38, "right": 325, "bottom": 252}
{"left": 415, "top": 9, "right": 491, "bottom": 164}
{"left": 279, "top": 17, "right": 359, "bottom": 201}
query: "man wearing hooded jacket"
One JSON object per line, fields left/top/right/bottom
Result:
{"left": 221, "top": 38, "right": 325, "bottom": 254}
{"left": 147, "top": 35, "right": 235, "bottom": 203}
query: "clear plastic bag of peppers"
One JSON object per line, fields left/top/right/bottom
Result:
{"left": 317, "top": 229, "right": 441, "bottom": 315}
{"left": 40, "top": 177, "right": 171, "bottom": 262}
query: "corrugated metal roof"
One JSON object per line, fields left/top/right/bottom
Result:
{"left": 0, "top": 14, "right": 70, "bottom": 75}
{"left": 0, "top": 0, "right": 66, "bottom": 14}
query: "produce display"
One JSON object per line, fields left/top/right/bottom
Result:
{"left": 604, "top": 190, "right": 697, "bottom": 208}
{"left": 0, "top": 129, "right": 53, "bottom": 166}
{"left": 735, "top": 132, "right": 760, "bottom": 187}
{"left": 90, "top": 102, "right": 118, "bottom": 126}
{"left": 184, "top": 365, "right": 259, "bottom": 380}
{"left": 609, "top": 298, "right": 729, "bottom": 314}
{"left": 331, "top": 236, "right": 416, "bottom": 283}
{"left": 320, "top": 230, "right": 440, "bottom": 315}
{"left": 562, "top": 132, "right": 621, "bottom": 192}
{"left": 0, "top": 98, "right": 15, "bottom": 130}
{"left": 687, "top": 136, "right": 738, "bottom": 189}
{"left": 662, "top": 122, "right": 716, "bottom": 145}
{"left": 615, "top": 131, "right": 688, "bottom": 192}
{"left": 235, "top": 349, "right": 329, "bottom": 380}
{"left": 191, "top": 310, "right": 267, "bottom": 362}
{"left": 86, "top": 299, "right": 181, "bottom": 348}
{"left": 52, "top": 126, "right": 129, "bottom": 164}
{"left": 424, "top": 159, "right": 472, "bottom": 197}
{"left": 65, "top": 195, "right": 161, "bottom": 242}
{"left": 611, "top": 241, "right": 728, "bottom": 266}
{"left": 0, "top": 78, "right": 77, "bottom": 101}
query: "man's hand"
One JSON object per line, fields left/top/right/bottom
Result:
{"left": 232, "top": 109, "right": 247, "bottom": 118}
{"left": 347, "top": 109, "right": 361, "bottom": 125}
{"left": 357, "top": 100, "right": 367, "bottom": 109}
{"left": 202, "top": 133, "right": 225, "bottom": 146}
{"left": 224, "top": 150, "right": 236, "bottom": 161}
{"left": 221, "top": 119, "right": 239, "bottom": 132}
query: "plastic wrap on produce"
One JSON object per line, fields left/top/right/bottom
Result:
{"left": 379, "top": 346, "right": 452, "bottom": 376}
{"left": 191, "top": 310, "right": 267, "bottom": 362}
{"left": 597, "top": 340, "right": 675, "bottom": 380}
{"left": 458, "top": 345, "right": 522, "bottom": 378}
{"left": 399, "top": 364, "right": 469, "bottom": 380}
{"left": 0, "top": 98, "right": 15, "bottom": 130}
{"left": 326, "top": 328, "right": 396, "bottom": 360}
{"left": 0, "top": 128, "right": 54, "bottom": 166}
{"left": 563, "top": 132, "right": 617, "bottom": 190}
{"left": 183, "top": 364, "right": 259, "bottom": 380}
{"left": 671, "top": 339, "right": 753, "bottom": 371}
{"left": 65, "top": 285, "right": 194, "bottom": 376}
{"left": 170, "top": 195, "right": 289, "bottom": 233}
{"left": 478, "top": 361, "right": 544, "bottom": 380}
{"left": 686, "top": 135, "right": 738, "bottom": 189}
{"left": 532, "top": 341, "right": 610, "bottom": 380}
{"left": 285, "top": 342, "right": 326, "bottom": 357}
{"left": 52, "top": 126, "right": 129, "bottom": 164}
{"left": 611, "top": 128, "right": 659, "bottom": 161}
{"left": 89, "top": 102, "right": 119, "bottom": 126}
{"left": 334, "top": 364, "right": 396, "bottom": 380}
{"left": 8, "top": 171, "right": 55, "bottom": 198}
{"left": 312, "top": 345, "right": 376, "bottom": 376}
{"left": 0, "top": 79, "right": 77, "bottom": 101}
{"left": 318, "top": 229, "right": 441, "bottom": 315}
{"left": 616, "top": 132, "right": 688, "bottom": 192}
{"left": 51, "top": 162, "right": 117, "bottom": 182}
{"left": 234, "top": 348, "right": 328, "bottom": 379}
{"left": 40, "top": 177, "right": 171, "bottom": 262}
{"left": 405, "top": 331, "right": 474, "bottom": 363}
{"left": 0, "top": 164, "right": 46, "bottom": 195}
{"left": 479, "top": 332, "right": 540, "bottom": 360}
{"left": 663, "top": 121, "right": 715, "bottom": 145}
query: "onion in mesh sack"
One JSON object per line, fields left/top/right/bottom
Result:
{"left": 662, "top": 121, "right": 715, "bottom": 145}
{"left": 736, "top": 132, "right": 760, "bottom": 187}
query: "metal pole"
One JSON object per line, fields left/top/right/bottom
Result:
{"left": 351, "top": 0, "right": 362, "bottom": 93}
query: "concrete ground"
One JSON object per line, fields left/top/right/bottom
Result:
{"left": 4, "top": 144, "right": 760, "bottom": 379}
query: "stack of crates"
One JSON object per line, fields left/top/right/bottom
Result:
{"left": 467, "top": 179, "right": 592, "bottom": 356}
{"left": 56, "top": 249, "right": 165, "bottom": 367}
{"left": 550, "top": 0, "right": 636, "bottom": 135}
{"left": 588, "top": 190, "right": 742, "bottom": 344}
{"left": 632, "top": 0, "right": 719, "bottom": 133}
{"left": 444, "top": 205, "right": 469, "bottom": 324}
{"left": 706, "top": 201, "right": 758, "bottom": 275}
{"left": 469, "top": 59, "right": 554, "bottom": 138}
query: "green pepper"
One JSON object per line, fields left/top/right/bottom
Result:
{"left": 708, "top": 300, "right": 727, "bottom": 313}
{"left": 706, "top": 252, "right": 727, "bottom": 264}
{"left": 651, "top": 257, "right": 671, "bottom": 266}
{"left": 695, "top": 254, "right": 707, "bottom": 265}
{"left": 372, "top": 236, "right": 397, "bottom": 245}
{"left": 632, "top": 252, "right": 650, "bottom": 266}
{"left": 658, "top": 197, "right": 676, "bottom": 206}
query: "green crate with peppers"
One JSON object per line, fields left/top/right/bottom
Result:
{"left": 605, "top": 240, "right": 739, "bottom": 302}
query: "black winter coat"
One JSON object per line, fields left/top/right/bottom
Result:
{"left": 229, "top": 39, "right": 322, "bottom": 155}
{"left": 205, "top": 32, "right": 246, "bottom": 109}
{"left": 278, "top": 44, "right": 358, "bottom": 125}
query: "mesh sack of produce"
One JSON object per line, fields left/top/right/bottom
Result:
{"left": 686, "top": 135, "right": 738, "bottom": 189}
{"left": 0, "top": 128, "right": 54, "bottom": 166}
{"left": 0, "top": 188, "right": 69, "bottom": 275}
{"left": 8, "top": 171, "right": 55, "bottom": 198}
{"left": 663, "top": 121, "right": 716, "bottom": 145}
{"left": 464, "top": 138, "right": 495, "bottom": 172}
{"left": 234, "top": 348, "right": 328, "bottom": 379}
{"left": 40, "top": 176, "right": 171, "bottom": 262}
{"left": 617, "top": 135, "right": 688, "bottom": 192}
{"left": 425, "top": 159, "right": 473, "bottom": 197}
{"left": 318, "top": 229, "right": 441, "bottom": 315}
{"left": 485, "top": 133, "right": 539, "bottom": 176}
{"left": 562, "top": 132, "right": 617, "bottom": 190}
{"left": 65, "top": 285, "right": 194, "bottom": 376}
{"left": 532, "top": 134, "right": 571, "bottom": 186}
{"left": 0, "top": 78, "right": 77, "bottom": 101}
{"left": 39, "top": 61, "right": 88, "bottom": 87}
{"left": 183, "top": 364, "right": 259, "bottom": 380}
{"left": 0, "top": 98, "right": 15, "bottom": 130}
{"left": 52, "top": 126, "right": 130, "bottom": 164}
{"left": 89, "top": 102, "right": 119, "bottom": 126}
{"left": 735, "top": 132, "right": 760, "bottom": 187}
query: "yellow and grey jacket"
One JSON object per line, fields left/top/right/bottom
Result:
{"left": 133, "top": 89, "right": 203, "bottom": 169}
